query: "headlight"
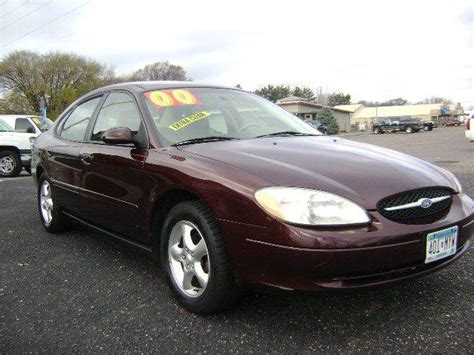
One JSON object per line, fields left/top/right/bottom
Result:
{"left": 254, "top": 187, "right": 371, "bottom": 226}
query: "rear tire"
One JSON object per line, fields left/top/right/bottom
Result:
{"left": 373, "top": 127, "right": 381, "bottom": 134}
{"left": 405, "top": 126, "right": 414, "bottom": 133}
{"left": 0, "top": 150, "right": 22, "bottom": 177}
{"left": 160, "top": 200, "right": 240, "bottom": 315}
{"left": 38, "top": 173, "right": 70, "bottom": 233}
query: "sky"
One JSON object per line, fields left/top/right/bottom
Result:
{"left": 0, "top": 0, "right": 473, "bottom": 107}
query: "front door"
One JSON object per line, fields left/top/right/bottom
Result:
{"left": 79, "top": 91, "right": 149, "bottom": 240}
{"left": 47, "top": 96, "right": 102, "bottom": 214}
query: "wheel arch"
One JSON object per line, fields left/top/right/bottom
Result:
{"left": 150, "top": 188, "right": 212, "bottom": 252}
{"left": 35, "top": 164, "right": 45, "bottom": 183}
{"left": 0, "top": 145, "right": 21, "bottom": 155}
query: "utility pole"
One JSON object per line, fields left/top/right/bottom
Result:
{"left": 38, "top": 94, "right": 50, "bottom": 125}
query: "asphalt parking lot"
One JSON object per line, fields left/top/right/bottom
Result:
{"left": 1, "top": 127, "right": 473, "bottom": 353}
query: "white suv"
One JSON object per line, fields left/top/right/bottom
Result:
{"left": 466, "top": 116, "right": 474, "bottom": 142}
{"left": 0, "top": 115, "right": 52, "bottom": 177}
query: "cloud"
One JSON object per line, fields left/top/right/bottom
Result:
{"left": 0, "top": 0, "right": 473, "bottom": 106}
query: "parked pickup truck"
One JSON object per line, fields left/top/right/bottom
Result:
{"left": 0, "top": 115, "right": 52, "bottom": 177}
{"left": 421, "top": 120, "right": 435, "bottom": 131}
{"left": 372, "top": 116, "right": 423, "bottom": 134}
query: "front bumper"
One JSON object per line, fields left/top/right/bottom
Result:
{"left": 19, "top": 149, "right": 31, "bottom": 167}
{"left": 220, "top": 194, "right": 473, "bottom": 291}
{"left": 466, "top": 130, "right": 474, "bottom": 142}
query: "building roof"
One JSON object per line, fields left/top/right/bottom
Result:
{"left": 277, "top": 96, "right": 308, "bottom": 103}
{"left": 352, "top": 103, "right": 447, "bottom": 119}
{"left": 334, "top": 104, "right": 363, "bottom": 113}
{"left": 277, "top": 99, "right": 352, "bottom": 113}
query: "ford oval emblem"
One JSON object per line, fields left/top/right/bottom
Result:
{"left": 420, "top": 198, "right": 433, "bottom": 209}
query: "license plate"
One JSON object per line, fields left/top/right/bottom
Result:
{"left": 425, "top": 226, "right": 458, "bottom": 264}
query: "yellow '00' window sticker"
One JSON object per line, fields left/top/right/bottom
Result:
{"left": 169, "top": 111, "right": 211, "bottom": 131}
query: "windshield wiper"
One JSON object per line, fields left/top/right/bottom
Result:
{"left": 172, "top": 136, "right": 239, "bottom": 146}
{"left": 256, "top": 131, "right": 319, "bottom": 138}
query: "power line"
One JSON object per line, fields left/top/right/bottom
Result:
{"left": 0, "top": 1, "right": 26, "bottom": 20}
{"left": 30, "top": 30, "right": 75, "bottom": 51}
{"left": 0, "top": 1, "right": 51, "bottom": 32}
{"left": 0, "top": 2, "right": 88, "bottom": 50}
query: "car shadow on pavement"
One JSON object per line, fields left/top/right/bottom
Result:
{"left": 66, "top": 220, "right": 468, "bottom": 331}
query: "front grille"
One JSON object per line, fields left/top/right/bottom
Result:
{"left": 377, "top": 187, "right": 453, "bottom": 224}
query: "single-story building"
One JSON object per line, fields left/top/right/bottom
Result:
{"left": 277, "top": 96, "right": 351, "bottom": 132}
{"left": 335, "top": 103, "right": 465, "bottom": 130}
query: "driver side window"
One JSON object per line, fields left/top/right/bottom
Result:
{"left": 91, "top": 92, "right": 142, "bottom": 141}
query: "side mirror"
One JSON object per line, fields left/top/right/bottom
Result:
{"left": 26, "top": 126, "right": 35, "bottom": 134}
{"left": 102, "top": 127, "right": 135, "bottom": 145}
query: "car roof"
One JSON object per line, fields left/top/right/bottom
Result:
{"left": 0, "top": 115, "right": 41, "bottom": 125}
{"left": 0, "top": 115, "right": 40, "bottom": 119}
{"left": 88, "top": 81, "right": 239, "bottom": 96}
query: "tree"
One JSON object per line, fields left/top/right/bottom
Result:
{"left": 357, "top": 98, "right": 409, "bottom": 107}
{"left": 292, "top": 86, "right": 315, "bottom": 101}
{"left": 235, "top": 84, "right": 242, "bottom": 89}
{"left": 327, "top": 92, "right": 351, "bottom": 106}
{"left": 254, "top": 84, "right": 291, "bottom": 102}
{"left": 381, "top": 97, "right": 408, "bottom": 106}
{"left": 418, "top": 96, "right": 452, "bottom": 104}
{"left": 131, "top": 61, "right": 190, "bottom": 81}
{"left": 0, "top": 91, "right": 32, "bottom": 115}
{"left": 0, "top": 50, "right": 115, "bottom": 118}
{"left": 316, "top": 108, "right": 339, "bottom": 135}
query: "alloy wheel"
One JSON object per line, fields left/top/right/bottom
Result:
{"left": 168, "top": 220, "right": 210, "bottom": 298}
{"left": 0, "top": 156, "right": 15, "bottom": 174}
{"left": 40, "top": 180, "right": 54, "bottom": 225}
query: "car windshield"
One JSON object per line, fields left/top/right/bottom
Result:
{"left": 143, "top": 88, "right": 320, "bottom": 146}
{"left": 0, "top": 119, "right": 14, "bottom": 132}
{"left": 31, "top": 117, "right": 53, "bottom": 132}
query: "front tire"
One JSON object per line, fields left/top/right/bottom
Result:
{"left": 0, "top": 150, "right": 22, "bottom": 177}
{"left": 405, "top": 126, "right": 414, "bottom": 133}
{"left": 160, "top": 200, "right": 240, "bottom": 315}
{"left": 373, "top": 127, "right": 381, "bottom": 134}
{"left": 38, "top": 173, "right": 70, "bottom": 233}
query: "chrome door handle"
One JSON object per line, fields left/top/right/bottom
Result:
{"left": 80, "top": 153, "right": 92, "bottom": 165}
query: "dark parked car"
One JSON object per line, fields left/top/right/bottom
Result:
{"left": 32, "top": 82, "right": 473, "bottom": 314}
{"left": 373, "top": 116, "right": 423, "bottom": 134}
{"left": 441, "top": 118, "right": 462, "bottom": 127}
{"left": 304, "top": 119, "right": 328, "bottom": 134}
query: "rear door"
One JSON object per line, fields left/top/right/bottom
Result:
{"left": 47, "top": 96, "right": 103, "bottom": 215}
{"left": 79, "top": 91, "right": 149, "bottom": 240}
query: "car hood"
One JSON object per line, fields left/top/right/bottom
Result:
{"left": 177, "top": 136, "right": 458, "bottom": 209}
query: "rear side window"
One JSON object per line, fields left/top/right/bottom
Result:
{"left": 60, "top": 97, "right": 101, "bottom": 141}
{"left": 15, "top": 118, "right": 35, "bottom": 133}
{"left": 91, "top": 92, "right": 142, "bottom": 141}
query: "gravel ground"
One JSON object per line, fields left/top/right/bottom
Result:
{"left": 1, "top": 126, "right": 473, "bottom": 353}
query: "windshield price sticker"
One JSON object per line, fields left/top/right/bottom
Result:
{"left": 146, "top": 89, "right": 201, "bottom": 107}
{"left": 169, "top": 111, "right": 211, "bottom": 131}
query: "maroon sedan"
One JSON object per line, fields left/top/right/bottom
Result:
{"left": 31, "top": 82, "right": 473, "bottom": 314}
